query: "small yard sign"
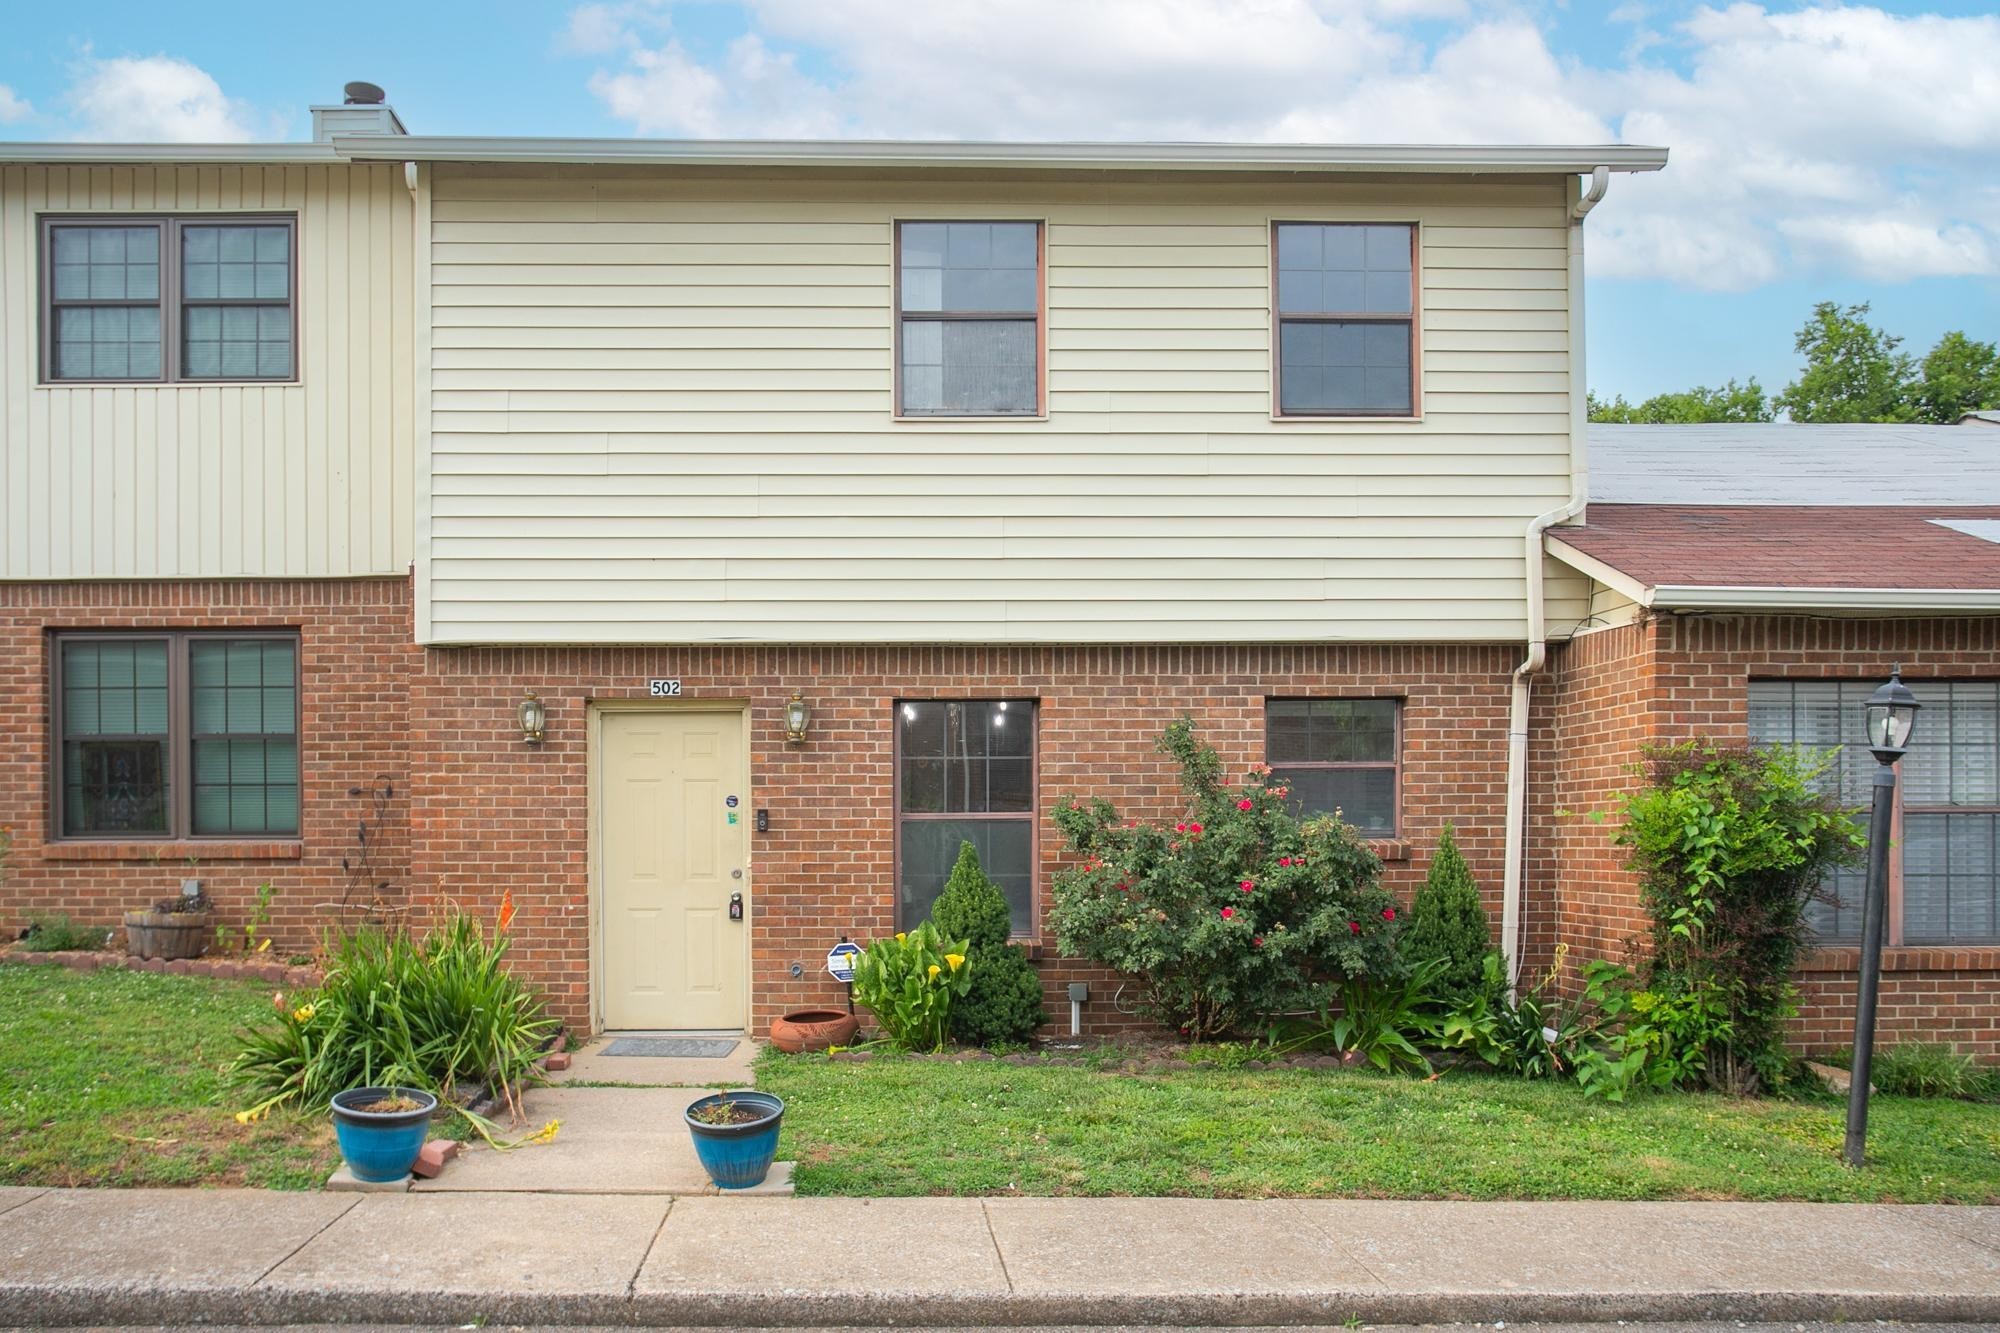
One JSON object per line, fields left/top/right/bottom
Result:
{"left": 825, "top": 941, "right": 862, "bottom": 982}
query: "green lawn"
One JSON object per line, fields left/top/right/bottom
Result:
{"left": 0, "top": 964, "right": 337, "bottom": 1189}
{"left": 758, "top": 1047, "right": 2000, "bottom": 1203}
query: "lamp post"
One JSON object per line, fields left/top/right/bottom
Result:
{"left": 1844, "top": 666, "right": 1920, "bottom": 1168}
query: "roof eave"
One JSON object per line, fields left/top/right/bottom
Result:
{"left": 0, "top": 142, "right": 341, "bottom": 165}
{"left": 1650, "top": 586, "right": 2000, "bottom": 613}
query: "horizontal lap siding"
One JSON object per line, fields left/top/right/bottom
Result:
{"left": 424, "top": 167, "right": 1576, "bottom": 645}
{"left": 0, "top": 163, "right": 415, "bottom": 579}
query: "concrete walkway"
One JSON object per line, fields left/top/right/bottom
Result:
{"left": 0, "top": 1188, "right": 1995, "bottom": 1327}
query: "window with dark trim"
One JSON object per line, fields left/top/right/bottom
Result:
{"left": 1750, "top": 678, "right": 2000, "bottom": 945}
{"left": 42, "top": 215, "right": 297, "bottom": 384}
{"left": 895, "top": 221, "right": 1042, "bottom": 417}
{"left": 54, "top": 632, "right": 300, "bottom": 839}
{"left": 1272, "top": 222, "right": 1416, "bottom": 417}
{"left": 896, "top": 699, "right": 1036, "bottom": 932}
{"left": 1266, "top": 698, "right": 1400, "bottom": 836}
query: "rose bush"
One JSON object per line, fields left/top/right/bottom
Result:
{"left": 1050, "top": 717, "right": 1399, "bottom": 1039}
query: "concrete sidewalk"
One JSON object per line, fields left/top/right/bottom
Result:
{"left": 0, "top": 1188, "right": 1995, "bottom": 1327}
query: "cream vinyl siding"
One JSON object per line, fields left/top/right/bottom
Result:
{"left": 424, "top": 166, "right": 1579, "bottom": 645}
{"left": 0, "top": 163, "right": 414, "bottom": 579}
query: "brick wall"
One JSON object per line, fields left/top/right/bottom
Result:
{"left": 406, "top": 643, "right": 1522, "bottom": 1034}
{"left": 1540, "top": 611, "right": 2000, "bottom": 1060}
{"left": 0, "top": 579, "right": 416, "bottom": 956}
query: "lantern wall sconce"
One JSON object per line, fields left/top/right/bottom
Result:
{"left": 518, "top": 692, "right": 547, "bottom": 745}
{"left": 784, "top": 692, "right": 812, "bottom": 744}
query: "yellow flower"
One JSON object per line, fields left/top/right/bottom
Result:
{"left": 895, "top": 932, "right": 907, "bottom": 942}
{"left": 292, "top": 1004, "right": 315, "bottom": 1023}
{"left": 927, "top": 963, "right": 942, "bottom": 979}
{"left": 530, "top": 1118, "right": 561, "bottom": 1145}
{"left": 257, "top": 938, "right": 272, "bottom": 953}
{"left": 234, "top": 1106, "right": 269, "bottom": 1125}
{"left": 945, "top": 953, "right": 966, "bottom": 971}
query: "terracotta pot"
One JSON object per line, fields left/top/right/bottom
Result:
{"left": 769, "top": 1008, "right": 860, "bottom": 1053}
{"left": 123, "top": 910, "right": 213, "bottom": 962}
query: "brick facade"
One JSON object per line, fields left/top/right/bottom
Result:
{"left": 1538, "top": 612, "right": 2000, "bottom": 1060}
{"left": 0, "top": 579, "right": 416, "bottom": 956}
{"left": 7, "top": 578, "right": 1997, "bottom": 1059}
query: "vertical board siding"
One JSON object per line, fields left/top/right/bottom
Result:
{"left": 424, "top": 166, "right": 1578, "bottom": 645}
{"left": 0, "top": 162, "right": 415, "bottom": 579}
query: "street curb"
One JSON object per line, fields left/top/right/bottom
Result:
{"left": 3, "top": 1282, "right": 1996, "bottom": 1327}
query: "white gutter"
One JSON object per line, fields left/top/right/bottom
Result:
{"left": 1500, "top": 167, "right": 1612, "bottom": 987}
{"left": 0, "top": 142, "right": 340, "bottom": 164}
{"left": 1647, "top": 586, "right": 2000, "bottom": 612}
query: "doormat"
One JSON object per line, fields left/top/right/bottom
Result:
{"left": 601, "top": 1038, "right": 740, "bottom": 1058}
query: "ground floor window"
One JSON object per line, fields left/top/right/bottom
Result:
{"left": 1749, "top": 678, "right": 1999, "bottom": 945}
{"left": 54, "top": 631, "right": 300, "bottom": 839}
{"left": 1266, "top": 698, "right": 1400, "bottom": 836}
{"left": 896, "top": 698, "right": 1035, "bottom": 933}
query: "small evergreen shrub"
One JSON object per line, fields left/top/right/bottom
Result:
{"left": 929, "top": 841, "right": 1047, "bottom": 1047}
{"left": 21, "top": 913, "right": 111, "bottom": 952}
{"left": 1401, "top": 825, "right": 1490, "bottom": 999}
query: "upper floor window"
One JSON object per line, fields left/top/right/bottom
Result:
{"left": 896, "top": 221, "right": 1042, "bottom": 417}
{"left": 42, "top": 216, "right": 296, "bottom": 384}
{"left": 54, "top": 631, "right": 301, "bottom": 839}
{"left": 1273, "top": 222, "right": 1416, "bottom": 418}
{"left": 1266, "top": 698, "right": 1400, "bottom": 836}
{"left": 1751, "top": 678, "right": 2000, "bottom": 945}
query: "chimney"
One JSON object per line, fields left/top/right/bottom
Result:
{"left": 311, "top": 82, "right": 408, "bottom": 143}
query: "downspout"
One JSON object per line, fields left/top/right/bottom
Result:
{"left": 1500, "top": 166, "right": 1608, "bottom": 986}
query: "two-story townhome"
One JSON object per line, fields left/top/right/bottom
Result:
{"left": 4, "top": 90, "right": 1995, "bottom": 1057}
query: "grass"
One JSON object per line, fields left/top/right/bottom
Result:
{"left": 758, "top": 1047, "right": 2000, "bottom": 1203}
{"left": 0, "top": 964, "right": 338, "bottom": 1189}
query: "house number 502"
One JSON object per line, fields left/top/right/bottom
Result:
{"left": 648, "top": 679, "right": 683, "bottom": 697}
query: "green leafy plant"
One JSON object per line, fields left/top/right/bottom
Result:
{"left": 20, "top": 913, "right": 111, "bottom": 953}
{"left": 928, "top": 841, "right": 1046, "bottom": 1047}
{"left": 1867, "top": 1043, "right": 1998, "bottom": 1100}
{"left": 1613, "top": 742, "right": 1860, "bottom": 1093}
{"left": 1325, "top": 957, "right": 1449, "bottom": 1076}
{"left": 850, "top": 920, "right": 973, "bottom": 1052}
{"left": 1050, "top": 717, "right": 1398, "bottom": 1040}
{"left": 230, "top": 899, "right": 553, "bottom": 1122}
{"left": 217, "top": 881, "right": 279, "bottom": 955}
{"left": 1439, "top": 947, "right": 1587, "bottom": 1080}
{"left": 1401, "top": 825, "right": 1491, "bottom": 1000}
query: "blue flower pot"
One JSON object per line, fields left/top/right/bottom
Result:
{"left": 330, "top": 1086, "right": 437, "bottom": 1183}
{"left": 684, "top": 1090, "right": 783, "bottom": 1190}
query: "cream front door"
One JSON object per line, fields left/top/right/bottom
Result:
{"left": 599, "top": 709, "right": 748, "bottom": 1030}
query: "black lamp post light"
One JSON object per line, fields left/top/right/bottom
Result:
{"left": 1844, "top": 665, "right": 1921, "bottom": 1169}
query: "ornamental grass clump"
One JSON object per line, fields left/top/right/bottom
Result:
{"left": 1049, "top": 717, "right": 1398, "bottom": 1040}
{"left": 928, "top": 841, "right": 1046, "bottom": 1048}
{"left": 230, "top": 896, "right": 554, "bottom": 1122}
{"left": 850, "top": 920, "right": 972, "bottom": 1052}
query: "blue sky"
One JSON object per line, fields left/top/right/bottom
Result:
{"left": 2, "top": 1, "right": 1994, "bottom": 405}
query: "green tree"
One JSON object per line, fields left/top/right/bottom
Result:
{"left": 1399, "top": 825, "right": 1491, "bottom": 1000}
{"left": 1914, "top": 330, "right": 2000, "bottom": 423}
{"left": 928, "top": 841, "right": 1046, "bottom": 1047}
{"left": 1588, "top": 379, "right": 1772, "bottom": 424}
{"left": 1774, "top": 301, "right": 1916, "bottom": 422}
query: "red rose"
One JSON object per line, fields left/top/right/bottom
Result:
{"left": 1240, "top": 880, "right": 1255, "bottom": 893}
{"left": 1348, "top": 921, "right": 1361, "bottom": 935}
{"left": 1252, "top": 936, "right": 1264, "bottom": 948}
{"left": 1238, "top": 799, "right": 1254, "bottom": 810}
{"left": 1221, "top": 907, "right": 1234, "bottom": 919}
{"left": 1278, "top": 856, "right": 1292, "bottom": 867}
{"left": 1175, "top": 823, "right": 1187, "bottom": 833}
{"left": 1382, "top": 907, "right": 1396, "bottom": 921}
{"left": 1189, "top": 822, "right": 1203, "bottom": 833}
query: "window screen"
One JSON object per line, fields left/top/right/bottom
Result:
{"left": 898, "top": 222, "right": 1040, "bottom": 416}
{"left": 1274, "top": 223, "right": 1415, "bottom": 416}
{"left": 48, "top": 225, "right": 164, "bottom": 381}
{"left": 190, "top": 639, "right": 300, "bottom": 835}
{"left": 897, "top": 699, "right": 1035, "bottom": 931}
{"left": 1266, "top": 698, "right": 1400, "bottom": 836}
{"left": 60, "top": 640, "right": 171, "bottom": 835}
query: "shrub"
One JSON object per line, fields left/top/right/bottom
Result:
{"left": 1613, "top": 742, "right": 1859, "bottom": 1094}
{"left": 1401, "top": 825, "right": 1490, "bottom": 1000}
{"left": 20, "top": 913, "right": 110, "bottom": 953}
{"left": 928, "top": 841, "right": 1046, "bottom": 1047}
{"left": 1870, "top": 1043, "right": 1997, "bottom": 1100}
{"left": 850, "top": 921, "right": 972, "bottom": 1051}
{"left": 231, "top": 903, "right": 553, "bottom": 1120}
{"left": 1050, "top": 717, "right": 1398, "bottom": 1040}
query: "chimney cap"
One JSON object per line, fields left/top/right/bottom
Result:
{"left": 343, "top": 81, "right": 387, "bottom": 106}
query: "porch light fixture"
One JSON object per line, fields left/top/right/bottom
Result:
{"left": 1845, "top": 665, "right": 1922, "bottom": 1168}
{"left": 784, "top": 692, "right": 812, "bottom": 744}
{"left": 518, "top": 692, "right": 547, "bottom": 746}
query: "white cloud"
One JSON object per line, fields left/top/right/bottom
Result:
{"left": 571, "top": 2, "right": 2000, "bottom": 291}
{"left": 0, "top": 85, "right": 30, "bottom": 124}
{"left": 65, "top": 55, "right": 259, "bottom": 143}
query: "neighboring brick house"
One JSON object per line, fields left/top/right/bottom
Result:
{"left": 0, "top": 92, "right": 1990, "bottom": 1056}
